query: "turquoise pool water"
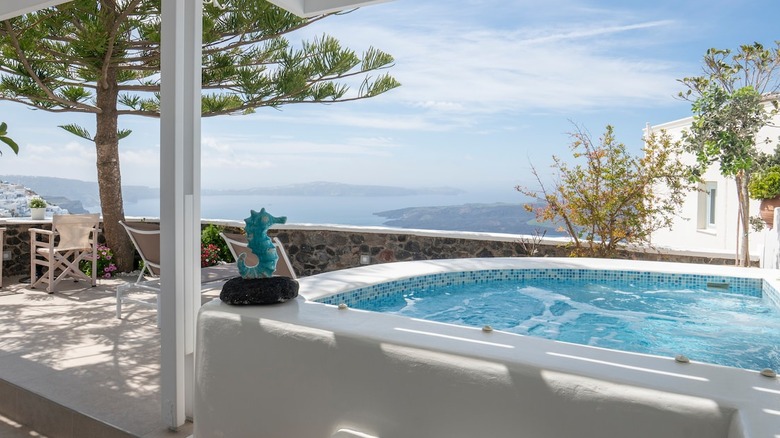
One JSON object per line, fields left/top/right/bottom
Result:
{"left": 318, "top": 270, "right": 780, "bottom": 371}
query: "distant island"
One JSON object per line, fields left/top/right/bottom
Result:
{"left": 0, "top": 176, "right": 464, "bottom": 203}
{"left": 375, "top": 203, "right": 565, "bottom": 236}
{"left": 0, "top": 175, "right": 158, "bottom": 209}
{"left": 0, "top": 175, "right": 559, "bottom": 236}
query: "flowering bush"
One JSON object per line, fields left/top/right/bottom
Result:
{"left": 201, "top": 224, "right": 233, "bottom": 262}
{"left": 81, "top": 244, "right": 118, "bottom": 279}
{"left": 201, "top": 243, "right": 221, "bottom": 268}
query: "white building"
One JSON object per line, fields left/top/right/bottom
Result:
{"left": 647, "top": 109, "right": 780, "bottom": 261}
{"left": 0, "top": 181, "right": 69, "bottom": 217}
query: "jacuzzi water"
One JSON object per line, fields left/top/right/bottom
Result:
{"left": 352, "top": 277, "right": 780, "bottom": 371}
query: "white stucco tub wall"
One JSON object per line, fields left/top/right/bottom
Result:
{"left": 194, "top": 258, "right": 780, "bottom": 438}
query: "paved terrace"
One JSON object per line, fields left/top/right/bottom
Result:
{"left": 0, "top": 269, "right": 231, "bottom": 438}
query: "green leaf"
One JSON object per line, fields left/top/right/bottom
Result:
{"left": 59, "top": 123, "right": 93, "bottom": 141}
{"left": 117, "top": 129, "right": 132, "bottom": 140}
{"left": 0, "top": 122, "right": 19, "bottom": 155}
{"left": 0, "top": 136, "right": 19, "bottom": 155}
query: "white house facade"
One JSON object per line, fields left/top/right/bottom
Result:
{"left": 647, "top": 110, "right": 780, "bottom": 261}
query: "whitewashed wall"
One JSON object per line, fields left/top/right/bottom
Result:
{"left": 647, "top": 111, "right": 780, "bottom": 260}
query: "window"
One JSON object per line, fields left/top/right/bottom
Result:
{"left": 706, "top": 183, "right": 717, "bottom": 228}
{"left": 697, "top": 182, "right": 717, "bottom": 230}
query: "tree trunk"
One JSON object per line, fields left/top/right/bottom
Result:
{"left": 95, "top": 67, "right": 134, "bottom": 272}
{"left": 735, "top": 172, "right": 751, "bottom": 267}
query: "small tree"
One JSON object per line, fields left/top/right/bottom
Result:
{"left": 679, "top": 42, "right": 780, "bottom": 266}
{"left": 517, "top": 125, "right": 690, "bottom": 258}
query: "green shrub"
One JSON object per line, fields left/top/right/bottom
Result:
{"left": 749, "top": 166, "right": 780, "bottom": 199}
{"left": 201, "top": 224, "right": 233, "bottom": 262}
{"left": 28, "top": 196, "right": 46, "bottom": 208}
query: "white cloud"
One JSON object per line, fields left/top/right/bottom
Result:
{"left": 119, "top": 147, "right": 161, "bottom": 186}
{"left": 302, "top": 4, "right": 682, "bottom": 116}
{"left": 517, "top": 20, "right": 675, "bottom": 45}
{"left": 414, "top": 101, "right": 466, "bottom": 111}
{"left": 344, "top": 136, "right": 398, "bottom": 148}
{"left": 202, "top": 135, "right": 395, "bottom": 157}
{"left": 196, "top": 134, "right": 408, "bottom": 188}
{"left": 5, "top": 141, "right": 97, "bottom": 181}
{"left": 239, "top": 109, "right": 446, "bottom": 131}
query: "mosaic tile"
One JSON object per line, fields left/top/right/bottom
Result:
{"left": 316, "top": 268, "right": 774, "bottom": 309}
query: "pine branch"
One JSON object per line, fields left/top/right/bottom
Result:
{"left": 2, "top": 21, "right": 96, "bottom": 112}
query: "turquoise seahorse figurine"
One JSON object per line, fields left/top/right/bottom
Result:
{"left": 238, "top": 208, "right": 287, "bottom": 279}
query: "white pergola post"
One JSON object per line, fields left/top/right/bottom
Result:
{"left": 159, "top": 0, "right": 202, "bottom": 429}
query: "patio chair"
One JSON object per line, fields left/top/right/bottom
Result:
{"left": 117, "top": 222, "right": 244, "bottom": 323}
{"left": 119, "top": 221, "right": 160, "bottom": 283}
{"left": 220, "top": 232, "right": 296, "bottom": 279}
{"left": 30, "top": 213, "right": 100, "bottom": 293}
{"left": 116, "top": 221, "right": 162, "bottom": 323}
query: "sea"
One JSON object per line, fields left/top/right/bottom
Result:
{"left": 123, "top": 190, "right": 525, "bottom": 226}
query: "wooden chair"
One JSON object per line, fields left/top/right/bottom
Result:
{"left": 30, "top": 214, "right": 100, "bottom": 293}
{"left": 219, "top": 232, "right": 296, "bottom": 279}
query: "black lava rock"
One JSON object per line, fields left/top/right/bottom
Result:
{"left": 220, "top": 276, "right": 299, "bottom": 305}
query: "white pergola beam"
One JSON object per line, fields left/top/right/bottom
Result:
{"left": 0, "top": 0, "right": 71, "bottom": 20}
{"left": 267, "top": 0, "right": 391, "bottom": 17}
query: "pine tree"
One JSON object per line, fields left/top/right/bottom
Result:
{"left": 0, "top": 0, "right": 399, "bottom": 270}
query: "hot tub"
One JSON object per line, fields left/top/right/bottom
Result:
{"left": 194, "top": 258, "right": 780, "bottom": 438}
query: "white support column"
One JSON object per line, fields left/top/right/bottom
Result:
{"left": 160, "top": 0, "right": 202, "bottom": 429}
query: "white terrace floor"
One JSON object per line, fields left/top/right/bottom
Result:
{"left": 0, "top": 268, "right": 231, "bottom": 438}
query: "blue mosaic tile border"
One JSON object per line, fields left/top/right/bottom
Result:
{"left": 763, "top": 280, "right": 780, "bottom": 309}
{"left": 315, "top": 268, "right": 773, "bottom": 308}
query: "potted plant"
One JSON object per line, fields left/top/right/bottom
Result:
{"left": 749, "top": 166, "right": 780, "bottom": 228}
{"left": 28, "top": 196, "right": 47, "bottom": 220}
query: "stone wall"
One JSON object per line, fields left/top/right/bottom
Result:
{"left": 2, "top": 222, "right": 47, "bottom": 277}
{"left": 267, "top": 226, "right": 753, "bottom": 277}
{"left": 270, "top": 228, "right": 537, "bottom": 277}
{"left": 0, "top": 220, "right": 753, "bottom": 279}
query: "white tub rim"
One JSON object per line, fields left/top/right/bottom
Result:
{"left": 288, "top": 257, "right": 780, "bottom": 437}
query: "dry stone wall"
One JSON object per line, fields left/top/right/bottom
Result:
{"left": 0, "top": 221, "right": 752, "bottom": 279}
{"left": 3, "top": 223, "right": 44, "bottom": 277}
{"left": 266, "top": 227, "right": 752, "bottom": 277}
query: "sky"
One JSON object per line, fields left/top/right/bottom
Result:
{"left": 1, "top": 0, "right": 780, "bottom": 201}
